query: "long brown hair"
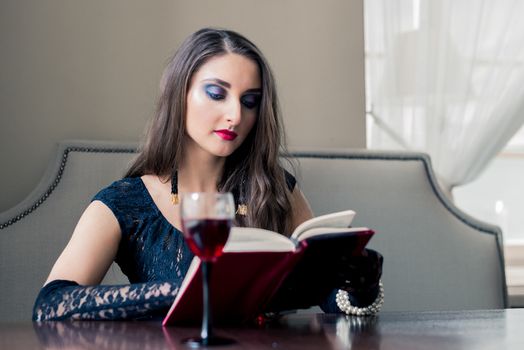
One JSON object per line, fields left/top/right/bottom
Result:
{"left": 126, "top": 28, "right": 293, "bottom": 234}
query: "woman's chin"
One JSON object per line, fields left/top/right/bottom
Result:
{"left": 209, "top": 142, "right": 242, "bottom": 158}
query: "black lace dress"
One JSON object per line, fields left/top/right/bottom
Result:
{"left": 32, "top": 175, "right": 352, "bottom": 321}
{"left": 32, "top": 177, "right": 194, "bottom": 321}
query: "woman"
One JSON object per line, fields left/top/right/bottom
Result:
{"left": 33, "top": 28, "right": 383, "bottom": 321}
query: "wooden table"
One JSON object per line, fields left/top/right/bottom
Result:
{"left": 1, "top": 309, "right": 523, "bottom": 349}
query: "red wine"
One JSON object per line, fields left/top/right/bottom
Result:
{"left": 182, "top": 219, "right": 232, "bottom": 262}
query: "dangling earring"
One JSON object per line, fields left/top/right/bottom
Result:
{"left": 171, "top": 168, "right": 247, "bottom": 214}
{"left": 236, "top": 171, "right": 248, "bottom": 216}
{"left": 171, "top": 170, "right": 179, "bottom": 205}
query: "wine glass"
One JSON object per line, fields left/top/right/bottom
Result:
{"left": 180, "top": 192, "right": 236, "bottom": 347}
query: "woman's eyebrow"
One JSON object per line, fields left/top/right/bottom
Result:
{"left": 244, "top": 88, "right": 262, "bottom": 94}
{"left": 203, "top": 78, "right": 261, "bottom": 93}
{"left": 203, "top": 78, "right": 231, "bottom": 88}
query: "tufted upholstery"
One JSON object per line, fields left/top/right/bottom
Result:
{"left": 0, "top": 140, "right": 507, "bottom": 322}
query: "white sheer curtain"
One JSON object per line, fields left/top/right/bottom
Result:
{"left": 365, "top": 0, "right": 524, "bottom": 189}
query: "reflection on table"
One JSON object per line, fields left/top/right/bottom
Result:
{"left": 1, "top": 309, "right": 522, "bottom": 349}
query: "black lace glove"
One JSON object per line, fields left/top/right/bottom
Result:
{"left": 333, "top": 248, "right": 384, "bottom": 306}
{"left": 32, "top": 279, "right": 180, "bottom": 321}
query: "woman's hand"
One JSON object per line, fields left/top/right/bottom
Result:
{"left": 334, "top": 248, "right": 383, "bottom": 295}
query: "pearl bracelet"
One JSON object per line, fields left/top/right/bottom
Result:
{"left": 335, "top": 280, "right": 384, "bottom": 316}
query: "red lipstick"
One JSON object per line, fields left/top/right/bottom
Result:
{"left": 214, "top": 129, "right": 238, "bottom": 141}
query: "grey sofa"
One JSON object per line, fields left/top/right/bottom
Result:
{"left": 0, "top": 140, "right": 508, "bottom": 322}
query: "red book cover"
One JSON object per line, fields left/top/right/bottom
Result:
{"left": 162, "top": 210, "right": 374, "bottom": 326}
{"left": 162, "top": 248, "right": 306, "bottom": 326}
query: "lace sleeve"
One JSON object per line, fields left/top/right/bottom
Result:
{"left": 32, "top": 279, "right": 179, "bottom": 321}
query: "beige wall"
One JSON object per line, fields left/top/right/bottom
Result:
{"left": 0, "top": 0, "right": 365, "bottom": 212}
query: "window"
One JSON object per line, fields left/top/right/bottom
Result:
{"left": 453, "top": 125, "right": 524, "bottom": 306}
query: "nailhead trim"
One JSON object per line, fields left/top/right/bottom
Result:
{"left": 0, "top": 146, "right": 136, "bottom": 230}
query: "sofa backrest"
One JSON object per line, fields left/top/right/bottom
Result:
{"left": 292, "top": 150, "right": 507, "bottom": 312}
{"left": 0, "top": 140, "right": 507, "bottom": 322}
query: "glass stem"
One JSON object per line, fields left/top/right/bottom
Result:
{"left": 200, "top": 261, "right": 213, "bottom": 342}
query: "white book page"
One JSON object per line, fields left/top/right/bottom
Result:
{"left": 296, "top": 226, "right": 369, "bottom": 241}
{"left": 224, "top": 227, "right": 295, "bottom": 252}
{"left": 291, "top": 210, "right": 356, "bottom": 240}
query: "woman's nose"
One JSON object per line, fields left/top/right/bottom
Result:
{"left": 225, "top": 100, "right": 242, "bottom": 126}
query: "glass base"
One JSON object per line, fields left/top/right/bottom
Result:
{"left": 182, "top": 336, "right": 235, "bottom": 348}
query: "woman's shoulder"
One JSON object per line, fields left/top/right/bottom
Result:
{"left": 91, "top": 177, "right": 150, "bottom": 211}
{"left": 93, "top": 177, "right": 144, "bottom": 199}
{"left": 91, "top": 177, "right": 157, "bottom": 232}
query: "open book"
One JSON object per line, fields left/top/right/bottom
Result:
{"left": 162, "top": 210, "right": 374, "bottom": 326}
